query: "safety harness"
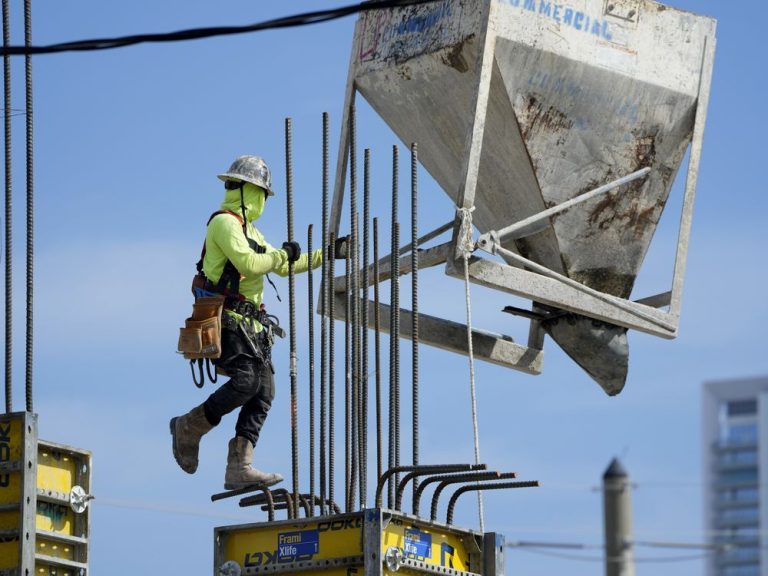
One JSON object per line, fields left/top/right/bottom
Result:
{"left": 188, "top": 203, "right": 284, "bottom": 388}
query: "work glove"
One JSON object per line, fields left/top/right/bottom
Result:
{"left": 332, "top": 235, "right": 350, "bottom": 260}
{"left": 281, "top": 241, "right": 301, "bottom": 263}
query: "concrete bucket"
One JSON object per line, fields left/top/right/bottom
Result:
{"left": 336, "top": 0, "right": 716, "bottom": 394}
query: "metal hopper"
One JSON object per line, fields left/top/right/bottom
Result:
{"left": 331, "top": 0, "right": 716, "bottom": 395}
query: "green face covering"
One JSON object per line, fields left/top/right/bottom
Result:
{"left": 220, "top": 182, "right": 267, "bottom": 222}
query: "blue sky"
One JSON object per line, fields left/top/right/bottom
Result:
{"left": 2, "top": 1, "right": 767, "bottom": 574}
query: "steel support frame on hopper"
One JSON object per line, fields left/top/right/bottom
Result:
{"left": 332, "top": 292, "right": 542, "bottom": 375}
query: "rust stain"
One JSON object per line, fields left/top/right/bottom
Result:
{"left": 441, "top": 34, "right": 474, "bottom": 73}
{"left": 519, "top": 94, "right": 574, "bottom": 143}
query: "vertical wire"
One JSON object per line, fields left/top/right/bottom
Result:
{"left": 319, "top": 112, "right": 329, "bottom": 514}
{"left": 2, "top": 0, "right": 12, "bottom": 413}
{"left": 307, "top": 224, "right": 315, "bottom": 516}
{"left": 285, "top": 117, "right": 299, "bottom": 519}
{"left": 24, "top": 0, "right": 33, "bottom": 412}
{"left": 410, "top": 143, "right": 420, "bottom": 494}
{"left": 373, "top": 218, "right": 382, "bottom": 486}
{"left": 361, "top": 148, "right": 371, "bottom": 507}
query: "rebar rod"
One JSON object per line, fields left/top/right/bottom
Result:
{"left": 24, "top": 0, "right": 33, "bottom": 413}
{"left": 285, "top": 117, "right": 299, "bottom": 519}
{"left": 361, "top": 148, "right": 371, "bottom": 507}
{"left": 410, "top": 143, "right": 419, "bottom": 493}
{"left": 394, "top": 464, "right": 490, "bottom": 512}
{"left": 393, "top": 221, "right": 401, "bottom": 489}
{"left": 373, "top": 218, "right": 382, "bottom": 485}
{"left": 446, "top": 481, "right": 540, "bottom": 525}
{"left": 3, "top": 0, "right": 12, "bottom": 414}
{"left": 271, "top": 488, "right": 296, "bottom": 520}
{"left": 328, "top": 232, "right": 336, "bottom": 511}
{"left": 430, "top": 472, "right": 516, "bottom": 521}
{"left": 319, "top": 111, "right": 329, "bottom": 515}
{"left": 375, "top": 463, "right": 482, "bottom": 509}
{"left": 352, "top": 217, "right": 361, "bottom": 510}
{"left": 237, "top": 488, "right": 275, "bottom": 522}
{"left": 349, "top": 104, "right": 362, "bottom": 511}
{"left": 389, "top": 144, "right": 400, "bottom": 507}
{"left": 345, "top": 248, "right": 351, "bottom": 512}
{"left": 307, "top": 224, "right": 315, "bottom": 516}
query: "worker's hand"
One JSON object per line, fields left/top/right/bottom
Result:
{"left": 281, "top": 241, "right": 301, "bottom": 263}
{"left": 331, "top": 235, "right": 350, "bottom": 260}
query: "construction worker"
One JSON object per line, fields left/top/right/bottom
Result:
{"left": 170, "top": 155, "right": 343, "bottom": 489}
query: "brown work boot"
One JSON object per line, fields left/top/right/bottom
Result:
{"left": 224, "top": 436, "right": 283, "bottom": 490}
{"left": 170, "top": 405, "right": 214, "bottom": 474}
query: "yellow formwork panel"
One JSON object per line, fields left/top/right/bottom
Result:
{"left": 34, "top": 561, "right": 78, "bottom": 576}
{"left": 381, "top": 518, "right": 474, "bottom": 572}
{"left": 0, "top": 414, "right": 26, "bottom": 570}
{"left": 36, "top": 536, "right": 76, "bottom": 560}
{"left": 215, "top": 509, "right": 486, "bottom": 575}
{"left": 219, "top": 513, "right": 364, "bottom": 573}
{"left": 35, "top": 441, "right": 91, "bottom": 537}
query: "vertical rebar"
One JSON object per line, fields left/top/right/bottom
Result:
{"left": 344, "top": 249, "right": 353, "bottom": 512}
{"left": 24, "top": 0, "right": 33, "bottom": 413}
{"left": 349, "top": 104, "right": 360, "bottom": 511}
{"left": 410, "top": 143, "right": 420, "bottom": 494}
{"left": 393, "top": 221, "right": 401, "bottom": 492}
{"left": 373, "top": 218, "right": 383, "bottom": 486}
{"left": 2, "top": 0, "right": 12, "bottom": 414}
{"left": 328, "top": 232, "right": 336, "bottom": 511}
{"left": 361, "top": 148, "right": 371, "bottom": 507}
{"left": 307, "top": 224, "right": 315, "bottom": 516}
{"left": 319, "top": 112, "right": 329, "bottom": 515}
{"left": 388, "top": 145, "right": 399, "bottom": 507}
{"left": 285, "top": 117, "right": 299, "bottom": 519}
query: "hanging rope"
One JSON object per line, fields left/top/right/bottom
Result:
{"left": 456, "top": 205, "right": 484, "bottom": 531}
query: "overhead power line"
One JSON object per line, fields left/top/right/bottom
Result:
{"left": 0, "top": 0, "right": 442, "bottom": 56}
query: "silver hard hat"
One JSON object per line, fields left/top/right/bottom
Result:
{"left": 217, "top": 155, "right": 274, "bottom": 196}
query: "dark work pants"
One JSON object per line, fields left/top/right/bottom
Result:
{"left": 203, "top": 325, "right": 274, "bottom": 447}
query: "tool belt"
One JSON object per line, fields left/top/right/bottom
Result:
{"left": 183, "top": 272, "right": 284, "bottom": 387}
{"left": 177, "top": 295, "right": 225, "bottom": 361}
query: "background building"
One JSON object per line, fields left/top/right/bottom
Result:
{"left": 703, "top": 377, "right": 768, "bottom": 576}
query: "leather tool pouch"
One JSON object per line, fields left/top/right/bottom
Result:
{"left": 177, "top": 295, "right": 225, "bottom": 360}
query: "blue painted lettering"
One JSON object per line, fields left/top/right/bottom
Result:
{"left": 500, "top": 0, "right": 613, "bottom": 41}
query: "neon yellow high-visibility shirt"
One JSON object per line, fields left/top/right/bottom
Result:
{"left": 203, "top": 182, "right": 322, "bottom": 330}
